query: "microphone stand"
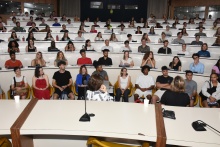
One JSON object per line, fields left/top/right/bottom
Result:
{"left": 197, "top": 120, "right": 220, "bottom": 134}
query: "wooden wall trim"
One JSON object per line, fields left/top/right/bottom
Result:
{"left": 10, "top": 98, "right": 38, "bottom": 147}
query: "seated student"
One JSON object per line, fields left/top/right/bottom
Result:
{"left": 128, "top": 20, "right": 135, "bottom": 28}
{"left": 118, "top": 25, "right": 127, "bottom": 34}
{"left": 127, "top": 34, "right": 133, "bottom": 42}
{"left": 5, "top": 51, "right": 23, "bottom": 69}
{"left": 109, "top": 33, "right": 118, "bottom": 42}
{"left": 212, "top": 36, "right": 220, "bottom": 46}
{"left": 84, "top": 39, "right": 94, "bottom": 50}
{"left": 90, "top": 25, "right": 97, "bottom": 33}
{"left": 86, "top": 74, "right": 114, "bottom": 101}
{"left": 141, "top": 51, "right": 155, "bottom": 68}
{"left": 211, "top": 22, "right": 218, "bottom": 30}
{"left": 75, "top": 65, "right": 90, "bottom": 100}
{"left": 194, "top": 27, "right": 207, "bottom": 37}
{"left": 25, "top": 39, "right": 37, "bottom": 52}
{"left": 170, "top": 23, "right": 177, "bottom": 29}
{"left": 52, "top": 61, "right": 74, "bottom": 100}
{"left": 44, "top": 32, "right": 55, "bottom": 41}
{"left": 8, "top": 31, "right": 20, "bottom": 42}
{"left": 184, "top": 70, "right": 197, "bottom": 107}
{"left": 47, "top": 14, "right": 54, "bottom": 21}
{"left": 191, "top": 35, "right": 203, "bottom": 45}
{"left": 178, "top": 44, "right": 190, "bottom": 55}
{"left": 0, "top": 18, "right": 7, "bottom": 32}
{"left": 75, "top": 31, "right": 85, "bottom": 41}
{"left": 10, "top": 17, "right": 16, "bottom": 26}
{"left": 104, "top": 24, "right": 112, "bottom": 33}
{"left": 195, "top": 22, "right": 205, "bottom": 29}
{"left": 98, "top": 49, "right": 112, "bottom": 66}
{"left": 60, "top": 14, "right": 67, "bottom": 21}
{"left": 28, "top": 22, "right": 39, "bottom": 32}
{"left": 151, "top": 66, "right": 173, "bottom": 104}
{"left": 158, "top": 32, "right": 167, "bottom": 43}
{"left": 138, "top": 39, "right": 150, "bottom": 53}
{"left": 200, "top": 73, "right": 220, "bottom": 108}
{"left": 60, "top": 24, "right": 69, "bottom": 32}
{"left": 148, "top": 26, "right": 156, "bottom": 35}
{"left": 61, "top": 32, "right": 71, "bottom": 41}
{"left": 10, "top": 67, "right": 28, "bottom": 99}
{"left": 155, "top": 23, "right": 163, "bottom": 28}
{"left": 181, "top": 28, "right": 188, "bottom": 36}
{"left": 10, "top": 21, "right": 26, "bottom": 32}
{"left": 197, "top": 43, "right": 210, "bottom": 57}
{"left": 54, "top": 51, "right": 68, "bottom": 66}
{"left": 134, "top": 65, "right": 155, "bottom": 102}
{"left": 158, "top": 40, "right": 172, "bottom": 54}
{"left": 31, "top": 52, "right": 46, "bottom": 67}
{"left": 101, "top": 39, "right": 113, "bottom": 52}
{"left": 141, "top": 33, "right": 151, "bottom": 43}
{"left": 120, "top": 51, "right": 134, "bottom": 67}
{"left": 39, "top": 18, "right": 47, "bottom": 26}
{"left": 48, "top": 41, "right": 59, "bottom": 51}
{"left": 65, "top": 41, "right": 75, "bottom": 51}
{"left": 79, "top": 25, "right": 86, "bottom": 33}
{"left": 92, "top": 21, "right": 100, "bottom": 27}
{"left": 171, "top": 32, "right": 185, "bottom": 44}
{"left": 169, "top": 56, "right": 182, "bottom": 71}
{"left": 115, "top": 67, "right": 131, "bottom": 102}
{"left": 213, "top": 27, "right": 220, "bottom": 37}
{"left": 92, "top": 60, "right": 109, "bottom": 81}
{"left": 135, "top": 26, "right": 142, "bottom": 34}
{"left": 39, "top": 25, "right": 52, "bottom": 32}
{"left": 26, "top": 16, "right": 34, "bottom": 26}
{"left": 120, "top": 41, "right": 132, "bottom": 52}
{"left": 66, "top": 19, "right": 73, "bottom": 27}
{"left": 26, "top": 32, "right": 36, "bottom": 41}
{"left": 160, "top": 76, "right": 190, "bottom": 107}
{"left": 52, "top": 18, "right": 61, "bottom": 26}
{"left": 77, "top": 49, "right": 92, "bottom": 65}
{"left": 94, "top": 32, "right": 104, "bottom": 41}
{"left": 32, "top": 66, "right": 50, "bottom": 100}
{"left": 8, "top": 40, "right": 20, "bottom": 53}
{"left": 189, "top": 53, "right": 205, "bottom": 74}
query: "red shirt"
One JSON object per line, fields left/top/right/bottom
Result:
{"left": 90, "top": 30, "right": 97, "bottom": 33}
{"left": 77, "top": 57, "right": 92, "bottom": 65}
{"left": 5, "top": 59, "right": 23, "bottom": 68}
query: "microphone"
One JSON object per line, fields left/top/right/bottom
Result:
{"left": 192, "top": 120, "right": 220, "bottom": 133}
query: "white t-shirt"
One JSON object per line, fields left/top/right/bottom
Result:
{"left": 66, "top": 24, "right": 73, "bottom": 27}
{"left": 164, "top": 30, "right": 172, "bottom": 36}
{"left": 135, "top": 74, "right": 155, "bottom": 92}
{"left": 118, "top": 30, "right": 127, "bottom": 34}
{"left": 11, "top": 76, "right": 27, "bottom": 85}
{"left": 87, "top": 45, "right": 94, "bottom": 50}
{"left": 95, "top": 37, "right": 104, "bottom": 41}
{"left": 104, "top": 29, "right": 112, "bottom": 33}
{"left": 120, "top": 76, "right": 129, "bottom": 89}
{"left": 178, "top": 50, "right": 190, "bottom": 56}
{"left": 120, "top": 58, "right": 133, "bottom": 65}
{"left": 101, "top": 46, "right": 113, "bottom": 52}
{"left": 75, "top": 36, "right": 85, "bottom": 41}
{"left": 120, "top": 46, "right": 131, "bottom": 52}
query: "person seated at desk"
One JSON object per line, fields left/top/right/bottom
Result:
{"left": 28, "top": 22, "right": 39, "bottom": 32}
{"left": 212, "top": 36, "right": 220, "bottom": 46}
{"left": 77, "top": 49, "right": 92, "bottom": 65}
{"left": 141, "top": 33, "right": 151, "bottom": 43}
{"left": 65, "top": 41, "right": 75, "bottom": 51}
{"left": 5, "top": 51, "right": 23, "bottom": 69}
{"left": 181, "top": 28, "right": 188, "bottom": 36}
{"left": 8, "top": 40, "right": 20, "bottom": 53}
{"left": 75, "top": 31, "right": 85, "bottom": 41}
{"left": 31, "top": 52, "right": 46, "bottom": 67}
{"left": 141, "top": 51, "right": 155, "bottom": 68}
{"left": 197, "top": 43, "right": 210, "bottom": 57}
{"left": 94, "top": 32, "right": 104, "bottom": 41}
{"left": 194, "top": 27, "right": 207, "bottom": 37}
{"left": 191, "top": 35, "right": 203, "bottom": 45}
{"left": 10, "top": 21, "right": 26, "bottom": 32}
{"left": 200, "top": 73, "right": 220, "bottom": 108}
{"left": 210, "top": 22, "right": 218, "bottom": 30}
{"left": 142, "top": 21, "right": 150, "bottom": 28}
{"left": 195, "top": 22, "right": 205, "bottom": 29}
{"left": 84, "top": 39, "right": 94, "bottom": 50}
{"left": 213, "top": 27, "right": 220, "bottom": 37}
{"left": 44, "top": 32, "right": 55, "bottom": 41}
{"left": 26, "top": 32, "right": 36, "bottom": 41}
{"left": 134, "top": 65, "right": 155, "bottom": 102}
{"left": 52, "top": 61, "right": 74, "bottom": 100}
{"left": 118, "top": 25, "right": 127, "bottom": 34}
{"left": 169, "top": 56, "right": 182, "bottom": 71}
{"left": 128, "top": 20, "right": 135, "bottom": 28}
{"left": 75, "top": 65, "right": 90, "bottom": 100}
{"left": 48, "top": 41, "right": 59, "bottom": 51}
{"left": 98, "top": 49, "right": 112, "bottom": 66}
{"left": 158, "top": 32, "right": 167, "bottom": 43}
{"left": 163, "top": 25, "right": 172, "bottom": 37}
{"left": 25, "top": 39, "right": 37, "bottom": 52}
{"left": 171, "top": 32, "right": 185, "bottom": 44}
{"left": 184, "top": 70, "right": 197, "bottom": 107}
{"left": 52, "top": 18, "right": 61, "bottom": 26}
{"left": 8, "top": 31, "right": 20, "bottom": 42}
{"left": 92, "top": 21, "right": 100, "bottom": 27}
{"left": 170, "top": 23, "right": 177, "bottom": 29}
{"left": 61, "top": 32, "right": 71, "bottom": 41}
{"left": 79, "top": 25, "right": 87, "bottom": 33}
{"left": 90, "top": 25, "right": 97, "bottom": 33}
{"left": 155, "top": 23, "right": 163, "bottom": 28}
{"left": 0, "top": 17, "right": 6, "bottom": 32}
{"left": 115, "top": 67, "right": 131, "bottom": 102}
{"left": 86, "top": 74, "right": 114, "bottom": 101}
{"left": 151, "top": 66, "right": 173, "bottom": 104}
{"left": 104, "top": 24, "right": 112, "bottom": 33}
{"left": 60, "top": 14, "right": 67, "bottom": 21}
{"left": 66, "top": 19, "right": 73, "bottom": 27}
{"left": 92, "top": 60, "right": 109, "bottom": 81}
{"left": 54, "top": 51, "right": 68, "bottom": 66}
{"left": 148, "top": 26, "right": 155, "bottom": 35}
{"left": 32, "top": 66, "right": 50, "bottom": 100}
{"left": 109, "top": 33, "right": 118, "bottom": 42}
{"left": 138, "top": 38, "right": 150, "bottom": 53}
{"left": 10, "top": 17, "right": 16, "bottom": 26}
{"left": 158, "top": 40, "right": 172, "bottom": 54}
{"left": 47, "top": 14, "right": 54, "bottom": 21}
{"left": 117, "top": 21, "right": 124, "bottom": 27}
{"left": 30, "top": 10, "right": 37, "bottom": 17}
{"left": 189, "top": 53, "right": 205, "bottom": 74}
{"left": 160, "top": 76, "right": 190, "bottom": 107}
{"left": 188, "top": 18, "right": 195, "bottom": 24}
{"left": 23, "top": 12, "right": 29, "bottom": 20}
{"left": 120, "top": 51, "right": 134, "bottom": 67}
{"left": 120, "top": 40, "right": 132, "bottom": 52}
{"left": 162, "top": 18, "right": 169, "bottom": 24}
{"left": 60, "top": 24, "right": 69, "bottom": 32}
{"left": 127, "top": 34, "right": 133, "bottom": 42}
{"left": 10, "top": 67, "right": 28, "bottom": 99}
{"left": 101, "top": 39, "right": 113, "bottom": 52}
{"left": 178, "top": 43, "right": 190, "bottom": 55}
{"left": 26, "top": 16, "right": 34, "bottom": 26}
{"left": 135, "top": 26, "right": 142, "bottom": 34}
{"left": 39, "top": 25, "right": 52, "bottom": 32}
{"left": 39, "top": 18, "right": 47, "bottom": 26}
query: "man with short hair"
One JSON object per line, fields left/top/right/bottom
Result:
{"left": 77, "top": 49, "right": 92, "bottom": 65}
{"left": 184, "top": 70, "right": 197, "bottom": 107}
{"left": 191, "top": 35, "right": 203, "bottom": 45}
{"left": 52, "top": 61, "right": 74, "bottom": 100}
{"left": 194, "top": 27, "right": 207, "bottom": 37}
{"left": 92, "top": 60, "right": 109, "bottom": 81}
{"left": 39, "top": 18, "right": 47, "bottom": 26}
{"left": 5, "top": 51, "right": 23, "bottom": 69}
{"left": 118, "top": 25, "right": 127, "bottom": 34}
{"left": 66, "top": 19, "right": 73, "bottom": 26}
{"left": 171, "top": 32, "right": 185, "bottom": 44}
{"left": 26, "top": 16, "right": 34, "bottom": 26}
{"left": 138, "top": 39, "right": 150, "bottom": 53}
{"left": 189, "top": 53, "right": 204, "bottom": 74}
{"left": 28, "top": 22, "right": 39, "bottom": 32}
{"left": 30, "top": 10, "right": 37, "bottom": 17}
{"left": 75, "top": 31, "right": 85, "bottom": 41}
{"left": 101, "top": 39, "right": 113, "bottom": 52}
{"left": 127, "top": 34, "right": 132, "bottom": 42}
{"left": 104, "top": 24, "right": 112, "bottom": 33}
{"left": 10, "top": 22, "right": 26, "bottom": 32}
{"left": 60, "top": 24, "right": 69, "bottom": 32}
{"left": 52, "top": 18, "right": 61, "bottom": 26}
{"left": 151, "top": 66, "right": 173, "bottom": 104}
{"left": 98, "top": 49, "right": 112, "bottom": 65}
{"left": 196, "top": 22, "right": 205, "bottom": 29}
{"left": 92, "top": 21, "right": 100, "bottom": 27}
{"left": 164, "top": 25, "right": 172, "bottom": 36}
{"left": 158, "top": 40, "right": 172, "bottom": 54}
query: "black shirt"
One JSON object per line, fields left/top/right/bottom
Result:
{"left": 169, "top": 62, "right": 181, "bottom": 71}
{"left": 158, "top": 47, "right": 172, "bottom": 54}
{"left": 60, "top": 30, "right": 69, "bottom": 32}
{"left": 98, "top": 57, "right": 112, "bottom": 65}
{"left": 156, "top": 75, "right": 173, "bottom": 90}
{"left": 53, "top": 70, "right": 72, "bottom": 87}
{"left": 48, "top": 47, "right": 59, "bottom": 52}
{"left": 28, "top": 27, "right": 39, "bottom": 32}
{"left": 160, "top": 90, "right": 190, "bottom": 107}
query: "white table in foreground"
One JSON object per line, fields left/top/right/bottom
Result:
{"left": 163, "top": 106, "right": 220, "bottom": 147}
{"left": 20, "top": 101, "right": 157, "bottom": 145}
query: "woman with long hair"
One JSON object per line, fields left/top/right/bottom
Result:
{"left": 158, "top": 32, "right": 166, "bottom": 43}
{"left": 8, "top": 40, "right": 19, "bottom": 53}
{"left": 8, "top": 31, "right": 20, "bottom": 42}
{"left": 79, "top": 25, "right": 86, "bottom": 33}
{"left": 54, "top": 51, "right": 68, "bottom": 66}
{"left": 120, "top": 51, "right": 134, "bottom": 67}
{"left": 44, "top": 32, "right": 54, "bottom": 41}
{"left": 65, "top": 41, "right": 75, "bottom": 51}
{"left": 169, "top": 56, "right": 182, "bottom": 71}
{"left": 148, "top": 26, "right": 155, "bottom": 35}
{"left": 94, "top": 32, "right": 104, "bottom": 41}
{"left": 48, "top": 41, "right": 59, "bottom": 51}
{"left": 213, "top": 27, "right": 220, "bottom": 37}
{"left": 31, "top": 52, "right": 46, "bottom": 66}
{"left": 142, "top": 21, "right": 150, "bottom": 28}
{"left": 61, "top": 32, "right": 71, "bottom": 41}
{"left": 84, "top": 39, "right": 94, "bottom": 50}
{"left": 25, "top": 39, "right": 37, "bottom": 52}
{"left": 109, "top": 33, "right": 118, "bottom": 42}
{"left": 141, "top": 33, "right": 151, "bottom": 43}
{"left": 26, "top": 32, "right": 36, "bottom": 41}
{"left": 181, "top": 28, "right": 188, "bottom": 36}
{"left": 141, "top": 51, "right": 155, "bottom": 68}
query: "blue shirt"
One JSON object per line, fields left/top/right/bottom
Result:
{"left": 189, "top": 62, "right": 205, "bottom": 74}
{"left": 75, "top": 74, "right": 90, "bottom": 92}
{"left": 52, "top": 23, "right": 61, "bottom": 26}
{"left": 197, "top": 50, "right": 210, "bottom": 57}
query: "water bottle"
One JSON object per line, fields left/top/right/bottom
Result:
{"left": 22, "top": 36, "right": 25, "bottom": 41}
{"left": 56, "top": 35, "right": 59, "bottom": 41}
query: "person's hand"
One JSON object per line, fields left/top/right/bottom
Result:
{"left": 121, "top": 89, "right": 125, "bottom": 94}
{"left": 59, "top": 87, "right": 63, "bottom": 92}
{"left": 100, "top": 84, "right": 107, "bottom": 93}
{"left": 16, "top": 87, "right": 22, "bottom": 91}
{"left": 62, "top": 85, "right": 68, "bottom": 89}
{"left": 140, "top": 88, "right": 145, "bottom": 92}
{"left": 209, "top": 96, "right": 216, "bottom": 102}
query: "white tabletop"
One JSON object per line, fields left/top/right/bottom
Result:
{"left": 163, "top": 105, "right": 220, "bottom": 147}
{"left": 0, "top": 100, "right": 30, "bottom": 135}
{"left": 20, "top": 101, "right": 157, "bottom": 142}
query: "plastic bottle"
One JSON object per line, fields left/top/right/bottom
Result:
{"left": 22, "top": 36, "right": 25, "bottom": 41}
{"left": 56, "top": 35, "right": 59, "bottom": 41}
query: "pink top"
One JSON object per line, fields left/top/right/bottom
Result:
{"left": 212, "top": 65, "right": 220, "bottom": 74}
